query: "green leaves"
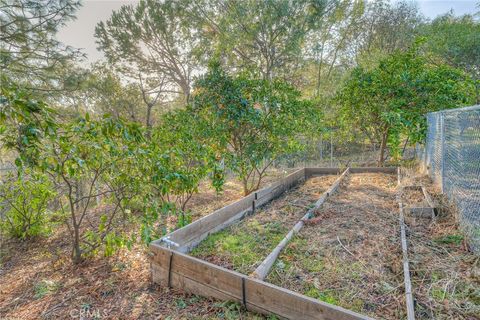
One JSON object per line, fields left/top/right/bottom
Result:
{"left": 339, "top": 46, "right": 476, "bottom": 163}
{"left": 0, "top": 171, "right": 55, "bottom": 239}
{"left": 191, "top": 64, "right": 317, "bottom": 194}
{"left": 0, "top": 78, "right": 57, "bottom": 169}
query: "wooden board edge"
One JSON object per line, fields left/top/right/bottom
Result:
{"left": 399, "top": 203, "right": 416, "bottom": 320}
{"left": 350, "top": 167, "right": 397, "bottom": 174}
{"left": 149, "top": 244, "right": 373, "bottom": 320}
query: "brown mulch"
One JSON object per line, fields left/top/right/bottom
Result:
{"left": 401, "top": 186, "right": 429, "bottom": 208}
{"left": 404, "top": 174, "right": 480, "bottom": 320}
{"left": 267, "top": 173, "right": 405, "bottom": 319}
{"left": 191, "top": 174, "right": 340, "bottom": 275}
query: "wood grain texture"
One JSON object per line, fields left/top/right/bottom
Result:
{"left": 150, "top": 244, "right": 372, "bottom": 320}
{"left": 349, "top": 167, "right": 397, "bottom": 173}
{"left": 399, "top": 203, "right": 416, "bottom": 320}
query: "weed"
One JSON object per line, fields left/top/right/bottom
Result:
{"left": 434, "top": 234, "right": 464, "bottom": 245}
{"left": 304, "top": 286, "right": 339, "bottom": 305}
{"left": 34, "top": 280, "right": 59, "bottom": 299}
{"left": 191, "top": 217, "right": 288, "bottom": 274}
{"left": 175, "top": 298, "right": 187, "bottom": 309}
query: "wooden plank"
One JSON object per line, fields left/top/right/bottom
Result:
{"left": 255, "top": 182, "right": 281, "bottom": 200}
{"left": 176, "top": 208, "right": 252, "bottom": 253}
{"left": 160, "top": 193, "right": 255, "bottom": 249}
{"left": 405, "top": 207, "right": 435, "bottom": 217}
{"left": 326, "top": 167, "right": 349, "bottom": 195}
{"left": 421, "top": 186, "right": 435, "bottom": 209}
{"left": 157, "top": 169, "right": 305, "bottom": 252}
{"left": 305, "top": 167, "right": 342, "bottom": 178}
{"left": 245, "top": 278, "right": 371, "bottom": 320}
{"left": 254, "top": 168, "right": 305, "bottom": 211}
{"left": 150, "top": 244, "right": 372, "bottom": 320}
{"left": 349, "top": 167, "right": 397, "bottom": 174}
{"left": 399, "top": 203, "right": 416, "bottom": 320}
{"left": 252, "top": 168, "right": 350, "bottom": 280}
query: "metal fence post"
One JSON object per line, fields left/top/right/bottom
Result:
{"left": 319, "top": 135, "right": 323, "bottom": 161}
{"left": 330, "top": 135, "right": 333, "bottom": 167}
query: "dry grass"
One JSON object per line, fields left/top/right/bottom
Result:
{"left": 401, "top": 186, "right": 429, "bottom": 208}
{"left": 402, "top": 172, "right": 480, "bottom": 320}
{"left": 190, "top": 175, "right": 339, "bottom": 275}
{"left": 267, "top": 173, "right": 405, "bottom": 319}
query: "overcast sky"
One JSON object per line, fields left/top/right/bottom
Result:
{"left": 57, "top": 0, "right": 479, "bottom": 64}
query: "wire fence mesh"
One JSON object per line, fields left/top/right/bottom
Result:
{"left": 422, "top": 105, "right": 480, "bottom": 252}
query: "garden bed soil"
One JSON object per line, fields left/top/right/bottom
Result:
{"left": 404, "top": 176, "right": 480, "bottom": 319}
{"left": 266, "top": 173, "right": 404, "bottom": 319}
{"left": 190, "top": 175, "right": 339, "bottom": 275}
{"left": 401, "top": 186, "right": 430, "bottom": 208}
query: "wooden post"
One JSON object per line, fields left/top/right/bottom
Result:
{"left": 399, "top": 203, "right": 416, "bottom": 320}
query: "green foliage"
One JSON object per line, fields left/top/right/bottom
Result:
{"left": 434, "top": 234, "right": 464, "bottom": 246}
{"left": 33, "top": 280, "right": 59, "bottom": 299}
{"left": 0, "top": 172, "right": 55, "bottom": 239}
{"left": 305, "top": 286, "right": 339, "bottom": 305}
{"left": 0, "top": 78, "right": 57, "bottom": 168}
{"left": 0, "top": 0, "right": 83, "bottom": 93}
{"left": 95, "top": 0, "right": 197, "bottom": 102}
{"left": 191, "top": 63, "right": 316, "bottom": 194}
{"left": 422, "top": 13, "right": 480, "bottom": 103}
{"left": 203, "top": 0, "right": 327, "bottom": 80}
{"left": 44, "top": 116, "right": 146, "bottom": 262}
{"left": 338, "top": 45, "right": 476, "bottom": 164}
{"left": 191, "top": 218, "right": 288, "bottom": 274}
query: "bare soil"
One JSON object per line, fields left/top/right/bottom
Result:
{"left": 266, "top": 173, "right": 405, "bottom": 319}
{"left": 190, "top": 175, "right": 339, "bottom": 275}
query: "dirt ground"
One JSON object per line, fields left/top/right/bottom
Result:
{"left": 190, "top": 175, "right": 339, "bottom": 275}
{"left": 266, "top": 173, "right": 405, "bottom": 319}
{"left": 0, "top": 170, "right": 292, "bottom": 320}
{"left": 402, "top": 177, "right": 480, "bottom": 319}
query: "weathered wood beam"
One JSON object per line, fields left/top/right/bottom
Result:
{"left": 150, "top": 244, "right": 372, "bottom": 320}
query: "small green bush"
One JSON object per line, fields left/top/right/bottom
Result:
{"left": 0, "top": 172, "right": 55, "bottom": 239}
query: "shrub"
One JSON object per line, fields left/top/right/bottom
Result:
{"left": 0, "top": 172, "right": 55, "bottom": 239}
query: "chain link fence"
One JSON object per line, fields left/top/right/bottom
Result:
{"left": 422, "top": 105, "right": 480, "bottom": 252}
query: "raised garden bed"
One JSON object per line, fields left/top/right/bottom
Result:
{"left": 150, "top": 167, "right": 400, "bottom": 319}
{"left": 190, "top": 175, "right": 339, "bottom": 275}
{"left": 266, "top": 172, "right": 404, "bottom": 319}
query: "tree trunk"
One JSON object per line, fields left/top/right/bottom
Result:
{"left": 378, "top": 128, "right": 388, "bottom": 167}
{"left": 145, "top": 103, "right": 153, "bottom": 138}
{"left": 401, "top": 136, "right": 410, "bottom": 158}
{"left": 72, "top": 222, "right": 82, "bottom": 264}
{"left": 242, "top": 178, "right": 249, "bottom": 196}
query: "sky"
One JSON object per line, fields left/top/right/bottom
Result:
{"left": 57, "top": 0, "right": 479, "bottom": 64}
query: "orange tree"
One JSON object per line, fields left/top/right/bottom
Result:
{"left": 190, "top": 63, "right": 317, "bottom": 195}
{"left": 338, "top": 44, "right": 476, "bottom": 166}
